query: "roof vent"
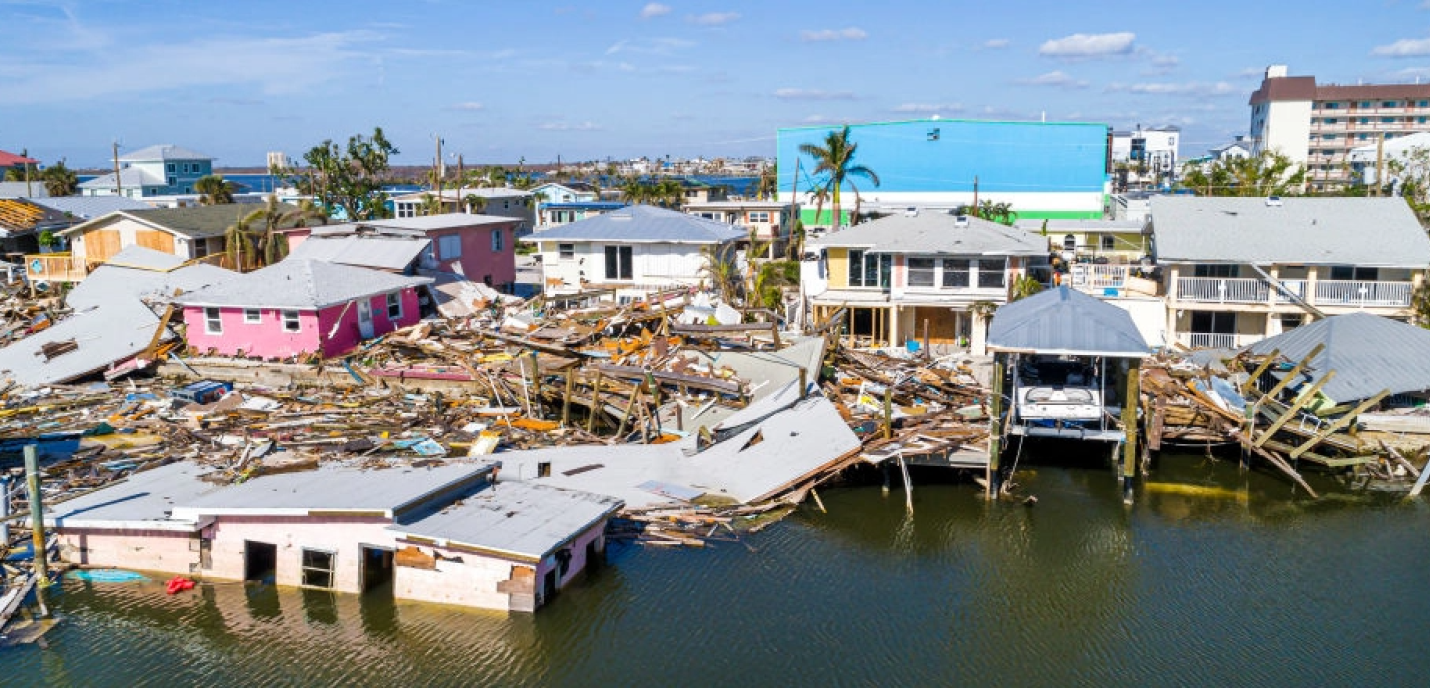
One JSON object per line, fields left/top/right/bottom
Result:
{"left": 904, "top": 207, "right": 918, "bottom": 217}
{"left": 1265, "top": 196, "right": 1284, "bottom": 207}
{"left": 953, "top": 215, "right": 969, "bottom": 227}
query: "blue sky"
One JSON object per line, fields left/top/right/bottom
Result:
{"left": 6, "top": 0, "right": 1430, "bottom": 169}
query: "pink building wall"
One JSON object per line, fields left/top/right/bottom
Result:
{"left": 280, "top": 228, "right": 313, "bottom": 250}
{"left": 393, "top": 546, "right": 525, "bottom": 611}
{"left": 430, "top": 223, "right": 517, "bottom": 287}
{"left": 58, "top": 528, "right": 200, "bottom": 572}
{"left": 181, "top": 287, "right": 421, "bottom": 360}
{"left": 534, "top": 525, "right": 606, "bottom": 595}
{"left": 204, "top": 516, "right": 394, "bottom": 594}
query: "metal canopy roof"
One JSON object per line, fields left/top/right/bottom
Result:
{"left": 988, "top": 286, "right": 1151, "bottom": 358}
{"left": 1244, "top": 312, "right": 1430, "bottom": 403}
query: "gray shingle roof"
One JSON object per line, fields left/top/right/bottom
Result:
{"left": 521, "top": 204, "right": 746, "bottom": 244}
{"left": 389, "top": 481, "right": 622, "bottom": 560}
{"left": 63, "top": 203, "right": 306, "bottom": 239}
{"left": 29, "top": 195, "right": 151, "bottom": 219}
{"left": 174, "top": 259, "right": 432, "bottom": 310}
{"left": 1150, "top": 196, "right": 1430, "bottom": 266}
{"left": 988, "top": 286, "right": 1152, "bottom": 357}
{"left": 1244, "top": 312, "right": 1430, "bottom": 403}
{"left": 811, "top": 210, "right": 1047, "bottom": 255}
{"left": 117, "top": 144, "right": 212, "bottom": 162}
{"left": 286, "top": 235, "right": 430, "bottom": 271}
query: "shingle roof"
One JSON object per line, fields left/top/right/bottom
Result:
{"left": 117, "top": 144, "right": 212, "bottom": 162}
{"left": 286, "top": 235, "right": 430, "bottom": 271}
{"left": 1244, "top": 312, "right": 1430, "bottom": 403}
{"left": 389, "top": 481, "right": 622, "bottom": 560}
{"left": 812, "top": 210, "right": 1047, "bottom": 255}
{"left": 29, "top": 196, "right": 150, "bottom": 219}
{"left": 523, "top": 204, "right": 746, "bottom": 244}
{"left": 1150, "top": 196, "right": 1430, "bottom": 266}
{"left": 988, "top": 286, "right": 1151, "bottom": 357}
{"left": 173, "top": 259, "right": 431, "bottom": 309}
{"left": 63, "top": 203, "right": 305, "bottom": 239}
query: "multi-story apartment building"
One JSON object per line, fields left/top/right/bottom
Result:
{"left": 1250, "top": 65, "right": 1430, "bottom": 190}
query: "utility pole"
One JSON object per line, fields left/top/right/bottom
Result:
{"left": 1375, "top": 132, "right": 1386, "bottom": 196}
{"left": 432, "top": 134, "right": 444, "bottom": 190}
{"left": 112, "top": 141, "right": 124, "bottom": 197}
{"left": 972, "top": 175, "right": 979, "bottom": 212}
{"left": 22, "top": 148, "right": 32, "bottom": 197}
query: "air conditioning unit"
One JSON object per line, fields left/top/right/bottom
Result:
{"left": 1265, "top": 196, "right": 1284, "bottom": 207}
{"left": 953, "top": 215, "right": 969, "bottom": 227}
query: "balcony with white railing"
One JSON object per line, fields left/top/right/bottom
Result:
{"left": 1176, "top": 277, "right": 1269, "bottom": 304}
{"left": 1315, "top": 280, "right": 1413, "bottom": 307}
{"left": 1175, "top": 332, "right": 1259, "bottom": 350}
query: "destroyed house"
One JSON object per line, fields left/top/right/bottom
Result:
{"left": 278, "top": 213, "right": 519, "bottom": 291}
{"left": 1150, "top": 196, "right": 1430, "bottom": 350}
{"left": 806, "top": 209, "right": 1047, "bottom": 355}
{"left": 524, "top": 204, "right": 745, "bottom": 302}
{"left": 173, "top": 259, "right": 430, "bottom": 359}
{"left": 43, "top": 461, "right": 622, "bottom": 613}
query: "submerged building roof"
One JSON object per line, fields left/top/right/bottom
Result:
{"left": 523, "top": 204, "right": 745, "bottom": 244}
{"left": 1244, "top": 312, "right": 1430, "bottom": 403}
{"left": 988, "top": 286, "right": 1152, "bottom": 357}
{"left": 43, "top": 462, "right": 222, "bottom": 532}
{"left": 173, "top": 259, "right": 432, "bottom": 310}
{"left": 811, "top": 210, "right": 1047, "bottom": 255}
{"left": 1149, "top": 196, "right": 1430, "bottom": 266}
{"left": 389, "top": 481, "right": 622, "bottom": 561}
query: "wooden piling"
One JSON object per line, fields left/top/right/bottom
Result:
{"left": 1122, "top": 362, "right": 1139, "bottom": 505}
{"left": 882, "top": 386, "right": 893, "bottom": 440}
{"left": 899, "top": 455, "right": 914, "bottom": 514}
{"left": 24, "top": 445, "right": 49, "bottom": 587}
{"left": 562, "top": 369, "right": 574, "bottom": 427}
{"left": 922, "top": 319, "right": 930, "bottom": 356}
{"left": 529, "top": 351, "right": 542, "bottom": 419}
{"left": 586, "top": 370, "right": 603, "bottom": 433}
{"left": 988, "top": 355, "right": 1005, "bottom": 499}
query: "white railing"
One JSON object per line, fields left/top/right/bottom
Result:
{"left": 1072, "top": 264, "right": 1136, "bottom": 290}
{"left": 1273, "top": 279, "right": 1306, "bottom": 304}
{"left": 1176, "top": 332, "right": 1258, "bottom": 350}
{"left": 1176, "top": 277, "right": 1269, "bottom": 304}
{"left": 1315, "top": 280, "right": 1413, "bottom": 307}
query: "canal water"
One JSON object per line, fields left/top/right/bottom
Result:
{"left": 5, "top": 453, "right": 1430, "bottom": 687}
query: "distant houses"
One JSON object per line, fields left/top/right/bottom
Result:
{"left": 79, "top": 144, "right": 217, "bottom": 199}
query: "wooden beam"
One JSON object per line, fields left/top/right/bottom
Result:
{"left": 1288, "top": 389, "right": 1388, "bottom": 459}
{"left": 1258, "top": 343, "right": 1326, "bottom": 403}
{"left": 1254, "top": 370, "right": 1336, "bottom": 448}
{"left": 1240, "top": 347, "right": 1281, "bottom": 394}
{"left": 593, "top": 362, "right": 742, "bottom": 395}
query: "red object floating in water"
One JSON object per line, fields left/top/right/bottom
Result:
{"left": 165, "top": 576, "right": 196, "bottom": 595}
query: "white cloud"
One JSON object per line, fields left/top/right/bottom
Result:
{"left": 537, "top": 121, "right": 603, "bottom": 131}
{"left": 802, "top": 114, "right": 843, "bottom": 124}
{"left": 447, "top": 101, "right": 485, "bottom": 111}
{"left": 1039, "top": 32, "right": 1136, "bottom": 58}
{"left": 892, "top": 103, "right": 965, "bottom": 114}
{"left": 774, "top": 88, "right": 856, "bottom": 100}
{"left": 689, "top": 12, "right": 740, "bottom": 26}
{"left": 1021, "top": 70, "right": 1089, "bottom": 88}
{"left": 1105, "top": 81, "right": 1238, "bottom": 96}
{"left": 800, "top": 27, "right": 867, "bottom": 42}
{"left": 640, "top": 3, "right": 671, "bottom": 19}
{"left": 980, "top": 38, "right": 1010, "bottom": 50}
{"left": 605, "top": 37, "right": 695, "bottom": 56}
{"left": 1372, "top": 37, "right": 1430, "bottom": 57}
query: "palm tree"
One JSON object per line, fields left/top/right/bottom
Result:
{"left": 418, "top": 193, "right": 444, "bottom": 216}
{"left": 195, "top": 174, "right": 235, "bottom": 205}
{"left": 655, "top": 179, "right": 682, "bottom": 208}
{"left": 798, "top": 125, "right": 880, "bottom": 233}
{"left": 464, "top": 193, "right": 488, "bottom": 214}
{"left": 1179, "top": 151, "right": 1307, "bottom": 197}
{"left": 806, "top": 186, "right": 831, "bottom": 228}
{"left": 283, "top": 197, "right": 329, "bottom": 228}
{"left": 1009, "top": 274, "right": 1044, "bottom": 301}
{"left": 40, "top": 161, "right": 79, "bottom": 197}
{"left": 699, "top": 242, "right": 741, "bottom": 303}
{"left": 754, "top": 167, "right": 778, "bottom": 200}
{"left": 223, "top": 211, "right": 259, "bottom": 272}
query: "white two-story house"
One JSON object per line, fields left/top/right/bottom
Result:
{"left": 805, "top": 209, "right": 1047, "bottom": 355}
{"left": 523, "top": 205, "right": 745, "bottom": 302}
{"left": 1150, "top": 196, "right": 1430, "bottom": 349}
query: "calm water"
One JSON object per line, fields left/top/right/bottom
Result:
{"left": 5, "top": 452, "right": 1430, "bottom": 687}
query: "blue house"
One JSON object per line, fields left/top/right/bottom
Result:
{"left": 80, "top": 144, "right": 216, "bottom": 199}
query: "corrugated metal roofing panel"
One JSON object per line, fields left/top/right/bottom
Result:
{"left": 523, "top": 205, "right": 745, "bottom": 244}
{"left": 1244, "top": 312, "right": 1430, "bottom": 402}
{"left": 810, "top": 211, "right": 1047, "bottom": 255}
{"left": 286, "top": 235, "right": 429, "bottom": 271}
{"left": 988, "top": 286, "right": 1151, "bottom": 357}
{"left": 173, "top": 259, "right": 431, "bottom": 309}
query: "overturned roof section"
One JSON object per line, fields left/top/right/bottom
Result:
{"left": 389, "top": 482, "right": 622, "bottom": 562}
{"left": 1150, "top": 196, "right": 1430, "bottom": 267}
{"left": 811, "top": 210, "right": 1046, "bottom": 256}
{"left": 1244, "top": 312, "right": 1430, "bottom": 403}
{"left": 988, "top": 286, "right": 1152, "bottom": 358}
{"left": 522, "top": 204, "right": 746, "bottom": 244}
{"left": 173, "top": 259, "right": 431, "bottom": 310}
{"left": 0, "top": 298, "right": 170, "bottom": 385}
{"left": 286, "top": 234, "right": 430, "bottom": 271}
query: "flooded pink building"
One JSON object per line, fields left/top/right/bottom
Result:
{"left": 45, "top": 461, "right": 622, "bottom": 613}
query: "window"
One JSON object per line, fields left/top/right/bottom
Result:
{"left": 204, "top": 307, "right": 222, "bottom": 334}
{"left": 1325, "top": 102, "right": 1340, "bottom": 109}
{"left": 1360, "top": 101, "right": 1372, "bottom": 108}
{"left": 1101, "top": 235, "right": 1116, "bottom": 251}
{"left": 168, "top": 176, "right": 177, "bottom": 187}
{"left": 491, "top": 229, "right": 504, "bottom": 252}
{"left": 942, "top": 259, "right": 970, "bottom": 288}
{"left": 1063, "top": 234, "right": 1077, "bottom": 251}
{"left": 907, "top": 257, "right": 936, "bottom": 287}
{"left": 1323, "top": 134, "right": 1337, "bottom": 140}
{"left": 1330, "top": 265, "right": 1378, "bottom": 281}
{"left": 1420, "top": 101, "right": 1429, "bottom": 108}
{"left": 845, "top": 249, "right": 890, "bottom": 288}
{"left": 748, "top": 211, "right": 771, "bottom": 223}
{"left": 282, "top": 310, "right": 300, "bottom": 332}
{"left": 1359, "top": 117, "right": 1370, "bottom": 124}
{"left": 167, "top": 163, "right": 176, "bottom": 173}
{"left": 558, "top": 243, "right": 575, "bottom": 259}
{"left": 397, "top": 204, "right": 415, "bottom": 218}
{"left": 1384, "top": 101, "right": 1398, "bottom": 108}
{"left": 1382, "top": 117, "right": 1396, "bottom": 123}
{"left": 977, "top": 259, "right": 1005, "bottom": 289}
{"left": 1420, "top": 117, "right": 1428, "bottom": 124}
{"left": 386, "top": 292, "right": 402, "bottom": 320}
{"left": 1359, "top": 134, "right": 1369, "bottom": 140}
{"left": 301, "top": 549, "right": 335, "bottom": 589}
{"left": 438, "top": 234, "right": 462, "bottom": 260}
{"left": 604, "top": 245, "right": 633, "bottom": 280}
{"left": 1324, "top": 118, "right": 1337, "bottom": 124}
{"left": 1194, "top": 264, "right": 1237, "bottom": 278}
{"left": 243, "top": 308, "right": 261, "bottom": 324}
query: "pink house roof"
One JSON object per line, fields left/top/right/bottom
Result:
{"left": 173, "top": 259, "right": 431, "bottom": 310}
{"left": 0, "top": 150, "right": 38, "bottom": 166}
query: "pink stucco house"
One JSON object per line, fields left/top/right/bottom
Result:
{"left": 278, "top": 213, "right": 519, "bottom": 290}
{"left": 43, "top": 460, "right": 623, "bottom": 613}
{"left": 174, "top": 259, "right": 431, "bottom": 359}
